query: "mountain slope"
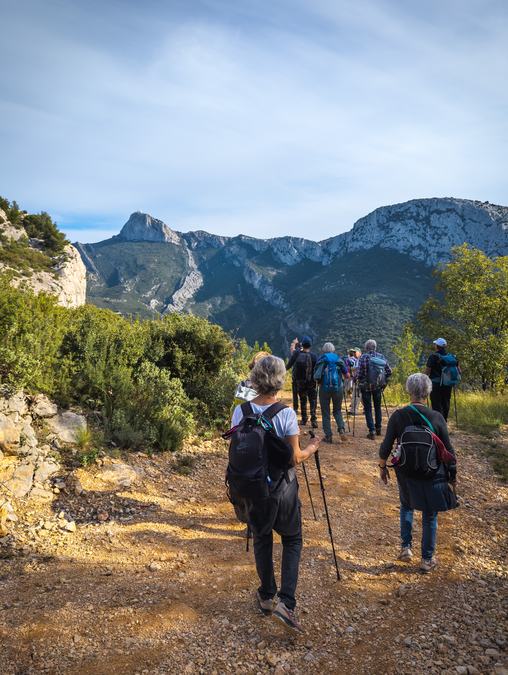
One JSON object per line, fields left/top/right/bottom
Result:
{"left": 76, "top": 198, "right": 508, "bottom": 352}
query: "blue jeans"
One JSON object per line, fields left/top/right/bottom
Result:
{"left": 319, "top": 387, "right": 345, "bottom": 437}
{"left": 361, "top": 388, "right": 382, "bottom": 432}
{"left": 400, "top": 505, "right": 438, "bottom": 560}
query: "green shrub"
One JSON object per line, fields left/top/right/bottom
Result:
{"left": 23, "top": 212, "right": 68, "bottom": 253}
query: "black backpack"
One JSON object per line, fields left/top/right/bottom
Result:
{"left": 223, "top": 402, "right": 290, "bottom": 506}
{"left": 294, "top": 351, "right": 314, "bottom": 384}
{"left": 396, "top": 407, "right": 439, "bottom": 480}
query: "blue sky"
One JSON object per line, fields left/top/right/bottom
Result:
{"left": 1, "top": 0, "right": 507, "bottom": 242}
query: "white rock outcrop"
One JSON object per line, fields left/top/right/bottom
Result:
{"left": 47, "top": 411, "right": 87, "bottom": 444}
{"left": 25, "top": 244, "right": 87, "bottom": 308}
{"left": 118, "top": 212, "right": 181, "bottom": 244}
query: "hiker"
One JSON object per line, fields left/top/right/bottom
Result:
{"left": 425, "top": 338, "right": 461, "bottom": 421}
{"left": 228, "top": 355, "right": 321, "bottom": 631}
{"left": 286, "top": 336, "right": 318, "bottom": 428}
{"left": 288, "top": 338, "right": 301, "bottom": 413}
{"left": 378, "top": 373, "right": 457, "bottom": 572}
{"left": 355, "top": 339, "right": 392, "bottom": 439}
{"left": 344, "top": 348, "right": 360, "bottom": 415}
{"left": 314, "top": 342, "right": 349, "bottom": 443}
{"left": 234, "top": 350, "right": 271, "bottom": 403}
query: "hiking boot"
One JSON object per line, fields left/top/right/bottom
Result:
{"left": 324, "top": 435, "right": 333, "bottom": 443}
{"left": 311, "top": 420, "right": 319, "bottom": 429}
{"left": 420, "top": 557, "right": 437, "bottom": 573}
{"left": 300, "top": 418, "right": 308, "bottom": 426}
{"left": 339, "top": 431, "right": 347, "bottom": 443}
{"left": 375, "top": 428, "right": 382, "bottom": 436}
{"left": 398, "top": 546, "right": 413, "bottom": 562}
{"left": 366, "top": 432, "right": 376, "bottom": 440}
{"left": 256, "top": 591, "right": 275, "bottom": 616}
{"left": 272, "top": 600, "right": 303, "bottom": 632}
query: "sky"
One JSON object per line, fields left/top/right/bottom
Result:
{"left": 1, "top": 0, "right": 507, "bottom": 243}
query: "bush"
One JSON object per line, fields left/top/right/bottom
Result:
{"left": 23, "top": 212, "right": 68, "bottom": 253}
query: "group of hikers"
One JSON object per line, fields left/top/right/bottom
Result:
{"left": 225, "top": 337, "right": 461, "bottom": 632}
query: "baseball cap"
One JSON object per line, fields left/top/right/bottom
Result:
{"left": 301, "top": 335, "right": 312, "bottom": 347}
{"left": 433, "top": 338, "right": 447, "bottom": 347}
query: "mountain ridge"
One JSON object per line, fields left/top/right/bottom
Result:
{"left": 77, "top": 197, "right": 508, "bottom": 353}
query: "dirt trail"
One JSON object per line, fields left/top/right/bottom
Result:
{"left": 0, "top": 400, "right": 507, "bottom": 675}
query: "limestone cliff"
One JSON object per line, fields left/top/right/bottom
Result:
{"left": 0, "top": 209, "right": 86, "bottom": 308}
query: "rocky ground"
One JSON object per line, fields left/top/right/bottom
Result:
{"left": 0, "top": 398, "right": 506, "bottom": 675}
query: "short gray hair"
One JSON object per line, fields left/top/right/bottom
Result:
{"left": 322, "top": 342, "right": 335, "bottom": 353}
{"left": 365, "top": 339, "right": 377, "bottom": 352}
{"left": 250, "top": 355, "right": 286, "bottom": 396}
{"left": 406, "top": 373, "right": 432, "bottom": 400}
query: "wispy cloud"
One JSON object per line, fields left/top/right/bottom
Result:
{"left": 1, "top": 0, "right": 507, "bottom": 242}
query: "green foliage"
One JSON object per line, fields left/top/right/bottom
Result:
{"left": 417, "top": 245, "right": 508, "bottom": 390}
{"left": 0, "top": 277, "right": 254, "bottom": 452}
{"left": 0, "top": 237, "right": 57, "bottom": 274}
{"left": 0, "top": 277, "right": 69, "bottom": 392}
{"left": 23, "top": 212, "right": 68, "bottom": 253}
{"left": 391, "top": 324, "right": 423, "bottom": 386}
{"left": 0, "top": 197, "right": 22, "bottom": 225}
{"left": 455, "top": 390, "right": 508, "bottom": 434}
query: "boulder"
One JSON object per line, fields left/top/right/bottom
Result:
{"left": 3, "top": 462, "right": 35, "bottom": 498}
{"left": 6, "top": 392, "right": 28, "bottom": 416}
{"left": 34, "top": 458, "right": 60, "bottom": 483}
{"left": 97, "top": 461, "right": 139, "bottom": 489}
{"left": 20, "top": 419, "right": 38, "bottom": 448}
{"left": 0, "top": 413, "right": 21, "bottom": 449}
{"left": 32, "top": 394, "right": 58, "bottom": 418}
{"left": 47, "top": 412, "right": 86, "bottom": 444}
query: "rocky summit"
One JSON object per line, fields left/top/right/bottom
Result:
{"left": 77, "top": 198, "right": 508, "bottom": 352}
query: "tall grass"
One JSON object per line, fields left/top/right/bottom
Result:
{"left": 454, "top": 391, "right": 508, "bottom": 434}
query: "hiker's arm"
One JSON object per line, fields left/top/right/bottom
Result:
{"left": 437, "top": 418, "right": 457, "bottom": 483}
{"left": 378, "top": 413, "right": 398, "bottom": 463}
{"left": 286, "top": 352, "right": 297, "bottom": 369}
{"left": 286, "top": 434, "right": 320, "bottom": 464}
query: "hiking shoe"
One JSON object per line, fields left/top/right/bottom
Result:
{"left": 324, "top": 435, "right": 333, "bottom": 443}
{"left": 375, "top": 428, "right": 382, "bottom": 436}
{"left": 256, "top": 591, "right": 275, "bottom": 616}
{"left": 420, "top": 558, "right": 437, "bottom": 573}
{"left": 300, "top": 418, "right": 308, "bottom": 426}
{"left": 339, "top": 431, "right": 347, "bottom": 443}
{"left": 366, "top": 432, "right": 376, "bottom": 440}
{"left": 398, "top": 546, "right": 413, "bottom": 562}
{"left": 272, "top": 600, "right": 303, "bottom": 632}
{"left": 311, "top": 420, "right": 319, "bottom": 429}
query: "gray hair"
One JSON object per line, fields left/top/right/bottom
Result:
{"left": 365, "top": 339, "right": 377, "bottom": 352}
{"left": 406, "top": 373, "right": 432, "bottom": 401}
{"left": 250, "top": 355, "right": 286, "bottom": 396}
{"left": 322, "top": 342, "right": 335, "bottom": 353}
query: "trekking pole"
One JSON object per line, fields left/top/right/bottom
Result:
{"left": 453, "top": 387, "right": 459, "bottom": 428}
{"left": 342, "top": 390, "right": 351, "bottom": 432}
{"left": 352, "top": 383, "right": 357, "bottom": 437}
{"left": 381, "top": 389, "right": 390, "bottom": 419}
{"left": 246, "top": 524, "right": 251, "bottom": 553}
{"left": 301, "top": 462, "right": 317, "bottom": 521}
{"left": 309, "top": 431, "right": 341, "bottom": 581}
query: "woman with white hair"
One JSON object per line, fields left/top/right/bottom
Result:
{"left": 378, "top": 373, "right": 458, "bottom": 573}
{"left": 230, "top": 355, "right": 321, "bottom": 631}
{"left": 314, "top": 342, "right": 349, "bottom": 443}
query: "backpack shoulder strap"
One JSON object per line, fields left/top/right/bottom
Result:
{"left": 263, "top": 402, "right": 287, "bottom": 421}
{"left": 240, "top": 401, "right": 253, "bottom": 418}
{"left": 407, "top": 404, "right": 435, "bottom": 433}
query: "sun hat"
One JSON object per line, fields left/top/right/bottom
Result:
{"left": 433, "top": 337, "right": 447, "bottom": 347}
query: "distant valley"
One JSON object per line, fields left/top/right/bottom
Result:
{"left": 76, "top": 198, "right": 508, "bottom": 354}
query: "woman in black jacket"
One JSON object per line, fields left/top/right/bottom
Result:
{"left": 379, "top": 373, "right": 457, "bottom": 573}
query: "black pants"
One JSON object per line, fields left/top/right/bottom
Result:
{"left": 361, "top": 388, "right": 382, "bottom": 432}
{"left": 292, "top": 378, "right": 299, "bottom": 412}
{"left": 430, "top": 384, "right": 452, "bottom": 421}
{"left": 297, "top": 381, "right": 317, "bottom": 424}
{"left": 253, "top": 478, "right": 302, "bottom": 610}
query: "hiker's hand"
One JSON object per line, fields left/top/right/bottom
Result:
{"left": 307, "top": 433, "right": 322, "bottom": 454}
{"left": 379, "top": 463, "right": 389, "bottom": 484}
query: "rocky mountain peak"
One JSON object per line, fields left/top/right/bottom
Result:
{"left": 118, "top": 212, "right": 181, "bottom": 245}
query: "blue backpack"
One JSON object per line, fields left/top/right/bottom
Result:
{"left": 439, "top": 353, "right": 461, "bottom": 387}
{"left": 318, "top": 354, "right": 342, "bottom": 392}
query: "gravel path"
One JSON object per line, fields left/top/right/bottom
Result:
{"left": 0, "top": 403, "right": 506, "bottom": 674}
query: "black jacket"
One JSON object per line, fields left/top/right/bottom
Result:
{"left": 380, "top": 404, "right": 458, "bottom": 512}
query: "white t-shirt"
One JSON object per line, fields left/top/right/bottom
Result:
{"left": 231, "top": 402, "right": 299, "bottom": 438}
